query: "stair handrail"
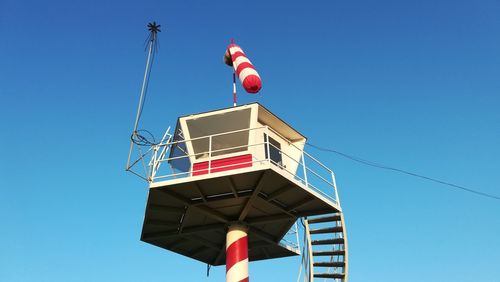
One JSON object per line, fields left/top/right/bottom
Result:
{"left": 304, "top": 218, "right": 314, "bottom": 281}
{"left": 340, "top": 213, "right": 349, "bottom": 282}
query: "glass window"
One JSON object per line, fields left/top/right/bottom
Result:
{"left": 264, "top": 134, "right": 282, "bottom": 166}
{"left": 186, "top": 108, "right": 251, "bottom": 159}
{"left": 168, "top": 124, "right": 191, "bottom": 173}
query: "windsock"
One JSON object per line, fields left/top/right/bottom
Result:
{"left": 224, "top": 43, "right": 262, "bottom": 94}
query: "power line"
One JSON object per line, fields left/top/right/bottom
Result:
{"left": 306, "top": 143, "right": 500, "bottom": 201}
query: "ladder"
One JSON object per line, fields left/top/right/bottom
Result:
{"left": 302, "top": 212, "right": 348, "bottom": 282}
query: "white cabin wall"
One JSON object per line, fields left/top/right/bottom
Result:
{"left": 250, "top": 120, "right": 268, "bottom": 165}
{"left": 285, "top": 140, "right": 306, "bottom": 174}
{"left": 178, "top": 118, "right": 198, "bottom": 164}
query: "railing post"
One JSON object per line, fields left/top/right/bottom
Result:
{"left": 332, "top": 171, "right": 341, "bottom": 206}
{"left": 302, "top": 149, "right": 308, "bottom": 187}
{"left": 304, "top": 218, "right": 314, "bottom": 282}
{"left": 208, "top": 135, "right": 212, "bottom": 174}
{"left": 295, "top": 221, "right": 300, "bottom": 252}
{"left": 265, "top": 126, "right": 271, "bottom": 165}
{"left": 151, "top": 145, "right": 158, "bottom": 181}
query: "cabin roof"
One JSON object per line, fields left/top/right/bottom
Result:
{"left": 175, "top": 102, "right": 306, "bottom": 142}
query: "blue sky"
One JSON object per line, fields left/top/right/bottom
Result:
{"left": 1, "top": 0, "right": 499, "bottom": 281}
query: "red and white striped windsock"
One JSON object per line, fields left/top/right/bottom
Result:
{"left": 226, "top": 225, "right": 249, "bottom": 282}
{"left": 224, "top": 43, "right": 262, "bottom": 94}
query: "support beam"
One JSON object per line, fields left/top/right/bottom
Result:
{"left": 194, "top": 183, "right": 207, "bottom": 203}
{"left": 145, "top": 218, "right": 181, "bottom": 226}
{"left": 246, "top": 214, "right": 294, "bottom": 225}
{"left": 248, "top": 226, "right": 279, "bottom": 244}
{"left": 159, "top": 189, "right": 230, "bottom": 223}
{"left": 149, "top": 204, "right": 184, "bottom": 213}
{"left": 275, "top": 222, "right": 296, "bottom": 244}
{"left": 143, "top": 223, "right": 226, "bottom": 240}
{"left": 248, "top": 241, "right": 274, "bottom": 249}
{"left": 226, "top": 177, "right": 239, "bottom": 198}
{"left": 158, "top": 189, "right": 193, "bottom": 205}
{"left": 163, "top": 236, "right": 188, "bottom": 249}
{"left": 190, "top": 234, "right": 223, "bottom": 251}
{"left": 142, "top": 228, "right": 179, "bottom": 240}
{"left": 261, "top": 246, "right": 270, "bottom": 259}
{"left": 188, "top": 245, "right": 209, "bottom": 257}
{"left": 239, "top": 172, "right": 267, "bottom": 221}
{"left": 213, "top": 245, "right": 227, "bottom": 266}
{"left": 178, "top": 207, "right": 189, "bottom": 233}
{"left": 295, "top": 209, "right": 337, "bottom": 218}
{"left": 256, "top": 194, "right": 296, "bottom": 217}
{"left": 286, "top": 197, "right": 314, "bottom": 212}
{"left": 192, "top": 190, "right": 253, "bottom": 206}
{"left": 194, "top": 205, "right": 230, "bottom": 223}
{"left": 265, "top": 184, "right": 294, "bottom": 201}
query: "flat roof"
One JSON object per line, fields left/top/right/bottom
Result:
{"left": 176, "top": 102, "right": 307, "bottom": 142}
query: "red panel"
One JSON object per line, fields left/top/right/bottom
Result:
{"left": 192, "top": 154, "right": 252, "bottom": 176}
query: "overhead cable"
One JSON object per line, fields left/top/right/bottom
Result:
{"left": 306, "top": 143, "right": 500, "bottom": 201}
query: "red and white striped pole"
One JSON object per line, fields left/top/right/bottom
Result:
{"left": 226, "top": 225, "right": 249, "bottom": 282}
{"left": 233, "top": 72, "right": 237, "bottom": 107}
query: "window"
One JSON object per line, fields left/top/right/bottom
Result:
{"left": 264, "top": 134, "right": 282, "bottom": 166}
{"left": 185, "top": 108, "right": 251, "bottom": 159}
{"left": 168, "top": 124, "right": 191, "bottom": 173}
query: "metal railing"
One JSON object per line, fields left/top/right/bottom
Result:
{"left": 128, "top": 125, "right": 340, "bottom": 205}
{"left": 280, "top": 221, "right": 301, "bottom": 253}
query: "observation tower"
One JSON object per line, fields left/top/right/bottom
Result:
{"left": 126, "top": 24, "right": 348, "bottom": 282}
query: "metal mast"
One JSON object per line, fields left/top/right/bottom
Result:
{"left": 126, "top": 22, "right": 161, "bottom": 169}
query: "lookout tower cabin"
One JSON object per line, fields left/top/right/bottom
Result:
{"left": 140, "top": 103, "right": 342, "bottom": 265}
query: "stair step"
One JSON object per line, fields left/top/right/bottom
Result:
{"left": 311, "top": 238, "right": 344, "bottom": 245}
{"left": 314, "top": 261, "right": 345, "bottom": 268}
{"left": 308, "top": 214, "right": 341, "bottom": 224}
{"left": 313, "top": 250, "right": 345, "bottom": 256}
{"left": 314, "top": 273, "right": 345, "bottom": 279}
{"left": 310, "top": 226, "right": 344, "bottom": 234}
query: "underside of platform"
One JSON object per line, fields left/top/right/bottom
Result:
{"left": 141, "top": 167, "right": 340, "bottom": 266}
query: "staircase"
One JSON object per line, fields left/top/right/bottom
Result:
{"left": 303, "top": 212, "right": 348, "bottom": 281}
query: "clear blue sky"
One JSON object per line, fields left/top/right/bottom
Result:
{"left": 1, "top": 0, "right": 499, "bottom": 281}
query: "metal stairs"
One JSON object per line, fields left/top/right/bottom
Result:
{"left": 303, "top": 212, "right": 348, "bottom": 281}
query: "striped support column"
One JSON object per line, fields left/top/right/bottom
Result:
{"left": 226, "top": 225, "right": 249, "bottom": 282}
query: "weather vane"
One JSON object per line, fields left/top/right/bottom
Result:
{"left": 147, "top": 21, "right": 161, "bottom": 41}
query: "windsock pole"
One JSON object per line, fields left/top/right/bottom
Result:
{"left": 233, "top": 72, "right": 237, "bottom": 106}
{"left": 226, "top": 225, "right": 249, "bottom": 282}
